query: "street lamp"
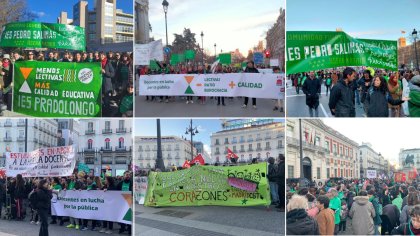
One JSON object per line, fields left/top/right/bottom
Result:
{"left": 162, "top": 0, "right": 169, "bottom": 47}
{"left": 214, "top": 43, "right": 217, "bottom": 58}
{"left": 185, "top": 119, "right": 199, "bottom": 161}
{"left": 200, "top": 31, "right": 204, "bottom": 65}
{"left": 413, "top": 29, "right": 419, "bottom": 71}
{"left": 156, "top": 119, "right": 165, "bottom": 171}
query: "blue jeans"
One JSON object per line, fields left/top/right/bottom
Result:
{"left": 269, "top": 182, "right": 279, "bottom": 203}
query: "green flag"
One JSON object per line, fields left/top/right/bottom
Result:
{"left": 286, "top": 31, "right": 398, "bottom": 74}
{"left": 0, "top": 22, "right": 86, "bottom": 51}
{"left": 218, "top": 53, "right": 231, "bottom": 65}
{"left": 13, "top": 61, "right": 102, "bottom": 117}
{"left": 144, "top": 163, "right": 271, "bottom": 207}
{"left": 170, "top": 54, "right": 185, "bottom": 65}
{"left": 184, "top": 50, "right": 195, "bottom": 60}
{"left": 78, "top": 163, "right": 90, "bottom": 174}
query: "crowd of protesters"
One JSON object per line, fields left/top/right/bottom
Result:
{"left": 0, "top": 170, "right": 133, "bottom": 235}
{"left": 0, "top": 50, "right": 133, "bottom": 117}
{"left": 136, "top": 61, "right": 284, "bottom": 112}
{"left": 288, "top": 67, "right": 420, "bottom": 117}
{"left": 286, "top": 177, "right": 420, "bottom": 235}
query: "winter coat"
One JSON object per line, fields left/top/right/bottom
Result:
{"left": 358, "top": 77, "right": 372, "bottom": 103}
{"left": 267, "top": 163, "right": 281, "bottom": 182}
{"left": 302, "top": 78, "right": 321, "bottom": 108}
{"left": 388, "top": 81, "right": 402, "bottom": 109}
{"left": 329, "top": 79, "right": 355, "bottom": 117}
{"left": 408, "top": 82, "right": 420, "bottom": 117}
{"left": 35, "top": 188, "right": 52, "bottom": 210}
{"left": 287, "top": 208, "right": 320, "bottom": 235}
{"left": 381, "top": 204, "right": 400, "bottom": 228}
{"left": 391, "top": 222, "right": 420, "bottom": 235}
{"left": 400, "top": 205, "right": 414, "bottom": 224}
{"left": 316, "top": 208, "right": 335, "bottom": 236}
{"left": 349, "top": 196, "right": 375, "bottom": 235}
{"left": 102, "top": 60, "right": 115, "bottom": 93}
{"left": 369, "top": 196, "right": 382, "bottom": 225}
{"left": 366, "top": 87, "right": 404, "bottom": 117}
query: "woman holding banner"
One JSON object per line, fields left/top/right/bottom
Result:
{"left": 36, "top": 179, "right": 53, "bottom": 236}
{"left": 100, "top": 176, "right": 116, "bottom": 234}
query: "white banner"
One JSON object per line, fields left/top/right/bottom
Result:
{"left": 134, "top": 39, "right": 164, "bottom": 65}
{"left": 139, "top": 73, "right": 285, "bottom": 99}
{"left": 270, "top": 59, "right": 279, "bottom": 67}
{"left": 6, "top": 146, "right": 75, "bottom": 177}
{"left": 366, "top": 170, "right": 377, "bottom": 179}
{"left": 134, "top": 176, "right": 148, "bottom": 204}
{"left": 51, "top": 190, "right": 132, "bottom": 224}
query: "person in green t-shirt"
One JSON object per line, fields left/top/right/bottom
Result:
{"left": 328, "top": 188, "right": 341, "bottom": 235}
{"left": 119, "top": 85, "right": 133, "bottom": 117}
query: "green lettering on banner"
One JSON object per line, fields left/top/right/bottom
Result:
{"left": 144, "top": 163, "right": 271, "bottom": 207}
{"left": 286, "top": 31, "right": 398, "bottom": 74}
{"left": 13, "top": 61, "right": 102, "bottom": 117}
{"left": 0, "top": 22, "right": 86, "bottom": 51}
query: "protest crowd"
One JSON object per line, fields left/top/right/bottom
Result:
{"left": 288, "top": 67, "right": 420, "bottom": 117}
{"left": 0, "top": 170, "right": 133, "bottom": 235}
{"left": 137, "top": 61, "right": 284, "bottom": 112}
{"left": 286, "top": 176, "right": 420, "bottom": 235}
{"left": 0, "top": 50, "right": 134, "bottom": 117}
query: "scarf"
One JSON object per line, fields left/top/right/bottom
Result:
{"left": 2, "top": 60, "right": 10, "bottom": 68}
{"left": 101, "top": 58, "right": 107, "bottom": 69}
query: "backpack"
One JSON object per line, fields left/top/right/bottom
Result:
{"left": 28, "top": 189, "right": 38, "bottom": 208}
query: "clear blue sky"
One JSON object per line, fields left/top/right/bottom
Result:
{"left": 27, "top": 0, "right": 133, "bottom": 23}
{"left": 135, "top": 119, "right": 284, "bottom": 154}
{"left": 148, "top": 0, "right": 285, "bottom": 55}
{"left": 287, "top": 0, "right": 420, "bottom": 43}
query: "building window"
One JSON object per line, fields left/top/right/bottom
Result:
{"left": 105, "top": 121, "right": 110, "bottom": 130}
{"left": 288, "top": 165, "right": 294, "bottom": 178}
{"left": 315, "top": 136, "right": 320, "bottom": 146}
{"left": 119, "top": 120, "right": 125, "bottom": 129}
{"left": 327, "top": 168, "right": 330, "bottom": 178}
{"left": 333, "top": 144, "right": 337, "bottom": 154}
{"left": 317, "top": 167, "right": 321, "bottom": 179}
{"left": 105, "top": 138, "right": 110, "bottom": 149}
{"left": 240, "top": 136, "right": 245, "bottom": 142}
{"left": 257, "top": 143, "right": 261, "bottom": 149}
{"left": 88, "top": 122, "right": 93, "bottom": 131}
{"left": 215, "top": 147, "right": 219, "bottom": 153}
{"left": 119, "top": 137, "right": 124, "bottom": 148}
{"left": 334, "top": 169, "right": 337, "bottom": 177}
{"left": 224, "top": 138, "right": 228, "bottom": 144}
{"left": 88, "top": 139, "right": 93, "bottom": 149}
{"left": 232, "top": 137, "right": 237, "bottom": 143}
{"left": 325, "top": 141, "right": 330, "bottom": 151}
{"left": 215, "top": 139, "right": 219, "bottom": 145}
{"left": 233, "top": 146, "right": 237, "bottom": 152}
{"left": 341, "top": 169, "right": 343, "bottom": 177}
{"left": 265, "top": 142, "right": 270, "bottom": 148}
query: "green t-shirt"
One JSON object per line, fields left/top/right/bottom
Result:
{"left": 392, "top": 194, "right": 403, "bottom": 211}
{"left": 68, "top": 181, "right": 75, "bottom": 190}
{"left": 122, "top": 181, "right": 130, "bottom": 191}
{"left": 338, "top": 191, "right": 344, "bottom": 200}
{"left": 119, "top": 94, "right": 133, "bottom": 114}
{"left": 329, "top": 196, "right": 341, "bottom": 225}
{"left": 53, "top": 184, "right": 62, "bottom": 190}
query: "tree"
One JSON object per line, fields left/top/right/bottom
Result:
{"left": 0, "top": 0, "right": 38, "bottom": 34}
{"left": 246, "top": 50, "right": 254, "bottom": 61}
{"left": 171, "top": 28, "right": 198, "bottom": 54}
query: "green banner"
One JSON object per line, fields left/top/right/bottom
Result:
{"left": 184, "top": 50, "right": 195, "bottom": 60}
{"left": 0, "top": 22, "right": 86, "bottom": 51}
{"left": 218, "top": 53, "right": 232, "bottom": 65}
{"left": 144, "top": 163, "right": 271, "bottom": 207}
{"left": 286, "top": 31, "right": 398, "bottom": 74}
{"left": 170, "top": 54, "right": 185, "bottom": 65}
{"left": 13, "top": 61, "right": 102, "bottom": 117}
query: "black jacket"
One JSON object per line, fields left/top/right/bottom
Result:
{"left": 329, "top": 79, "right": 355, "bottom": 117}
{"left": 381, "top": 204, "right": 400, "bottom": 228}
{"left": 102, "top": 60, "right": 115, "bottom": 92}
{"left": 244, "top": 67, "right": 259, "bottom": 73}
{"left": 267, "top": 164, "right": 281, "bottom": 183}
{"left": 35, "top": 188, "right": 52, "bottom": 210}
{"left": 366, "top": 88, "right": 404, "bottom": 117}
{"left": 302, "top": 77, "right": 321, "bottom": 108}
{"left": 286, "top": 209, "right": 320, "bottom": 235}
{"left": 117, "top": 179, "right": 133, "bottom": 191}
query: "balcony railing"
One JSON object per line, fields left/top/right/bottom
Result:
{"left": 101, "top": 146, "right": 113, "bottom": 152}
{"left": 256, "top": 147, "right": 262, "bottom": 151}
{"left": 3, "top": 137, "right": 12, "bottom": 142}
{"left": 116, "top": 128, "right": 127, "bottom": 133}
{"left": 4, "top": 122, "right": 12, "bottom": 127}
{"left": 247, "top": 138, "right": 254, "bottom": 142}
{"left": 240, "top": 149, "right": 245, "bottom": 153}
{"left": 17, "top": 136, "right": 25, "bottom": 142}
{"left": 214, "top": 142, "right": 220, "bottom": 146}
{"left": 84, "top": 147, "right": 95, "bottom": 152}
{"left": 265, "top": 146, "right": 271, "bottom": 150}
{"left": 214, "top": 151, "right": 220, "bottom": 155}
{"left": 102, "top": 129, "right": 113, "bottom": 134}
{"left": 115, "top": 146, "right": 128, "bottom": 152}
{"left": 224, "top": 140, "right": 229, "bottom": 144}
{"left": 256, "top": 137, "right": 262, "bottom": 141}
{"left": 248, "top": 148, "right": 253, "bottom": 151}
{"left": 17, "top": 121, "right": 25, "bottom": 127}
{"left": 265, "top": 136, "right": 271, "bottom": 140}
{"left": 85, "top": 130, "right": 95, "bottom": 135}
{"left": 84, "top": 159, "right": 94, "bottom": 164}
{"left": 240, "top": 140, "right": 245, "bottom": 143}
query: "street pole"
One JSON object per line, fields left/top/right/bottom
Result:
{"left": 162, "top": 0, "right": 169, "bottom": 63}
{"left": 299, "top": 119, "right": 303, "bottom": 178}
{"left": 156, "top": 119, "right": 165, "bottom": 170}
{"left": 414, "top": 36, "right": 419, "bottom": 71}
{"left": 24, "top": 119, "right": 28, "bottom": 152}
{"left": 190, "top": 119, "right": 194, "bottom": 161}
{"left": 214, "top": 43, "right": 216, "bottom": 59}
{"left": 201, "top": 31, "right": 204, "bottom": 65}
{"left": 185, "top": 119, "right": 198, "bottom": 161}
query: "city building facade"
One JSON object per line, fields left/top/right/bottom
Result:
{"left": 398, "top": 39, "right": 420, "bottom": 69}
{"left": 265, "top": 8, "right": 285, "bottom": 70}
{"left": 0, "top": 119, "right": 59, "bottom": 167}
{"left": 286, "top": 119, "right": 359, "bottom": 180}
{"left": 78, "top": 119, "right": 132, "bottom": 176}
{"left": 359, "top": 142, "right": 389, "bottom": 178}
{"left": 210, "top": 119, "right": 284, "bottom": 164}
{"left": 135, "top": 136, "right": 198, "bottom": 169}
{"left": 135, "top": 0, "right": 150, "bottom": 44}
{"left": 58, "top": 0, "right": 134, "bottom": 47}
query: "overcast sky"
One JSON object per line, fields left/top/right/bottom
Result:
{"left": 148, "top": 0, "right": 285, "bottom": 55}
{"left": 322, "top": 119, "right": 419, "bottom": 166}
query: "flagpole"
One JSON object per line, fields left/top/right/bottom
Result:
{"left": 299, "top": 119, "right": 303, "bottom": 178}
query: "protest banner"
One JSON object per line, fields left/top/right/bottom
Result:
{"left": 139, "top": 73, "right": 285, "bottom": 99}
{"left": 366, "top": 170, "right": 377, "bottom": 179}
{"left": 134, "top": 40, "right": 164, "bottom": 65}
{"left": 270, "top": 59, "right": 279, "bottom": 67}
{"left": 134, "top": 176, "right": 148, "bottom": 204}
{"left": 13, "top": 61, "right": 102, "bottom": 117}
{"left": 0, "top": 22, "right": 85, "bottom": 51}
{"left": 5, "top": 146, "right": 75, "bottom": 177}
{"left": 144, "top": 163, "right": 271, "bottom": 207}
{"left": 170, "top": 54, "right": 186, "bottom": 65}
{"left": 184, "top": 50, "right": 196, "bottom": 60}
{"left": 286, "top": 31, "right": 398, "bottom": 74}
{"left": 218, "top": 53, "right": 231, "bottom": 65}
{"left": 51, "top": 190, "right": 132, "bottom": 224}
